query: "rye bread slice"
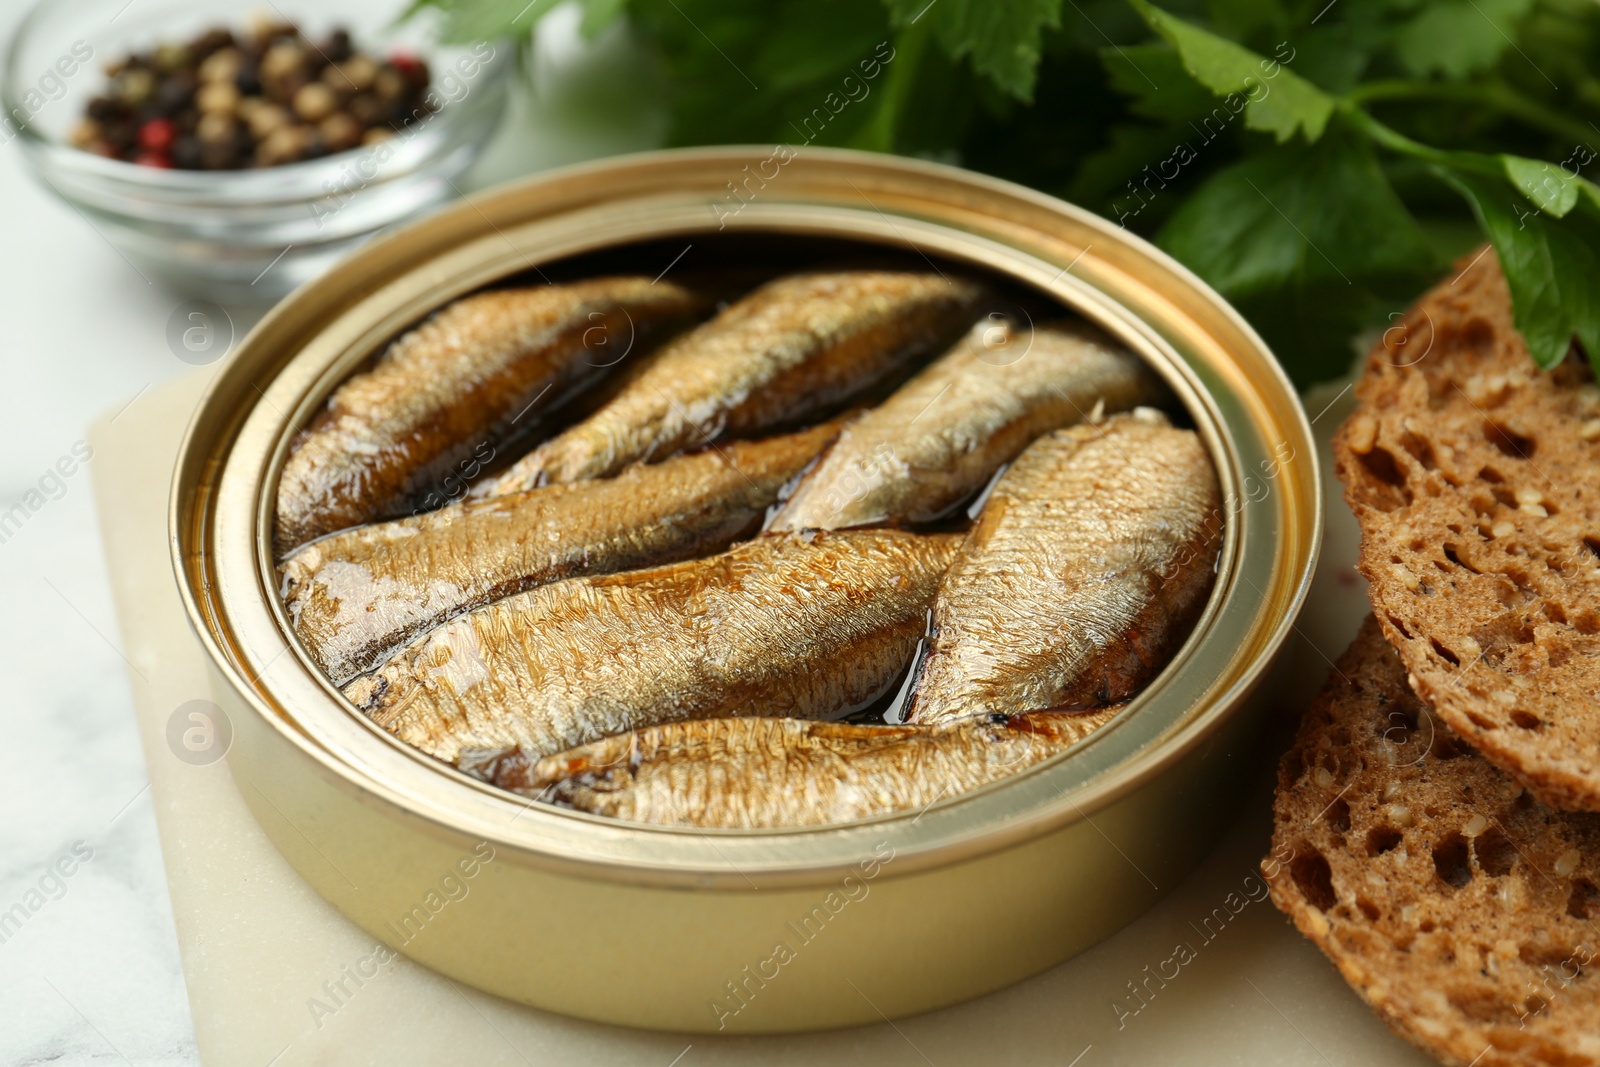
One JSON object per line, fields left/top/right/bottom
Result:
{"left": 1266, "top": 616, "right": 1600, "bottom": 1067}
{"left": 1333, "top": 248, "right": 1600, "bottom": 811}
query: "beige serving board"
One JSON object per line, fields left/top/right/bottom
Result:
{"left": 90, "top": 370, "right": 1434, "bottom": 1066}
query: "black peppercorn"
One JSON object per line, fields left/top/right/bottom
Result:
{"left": 234, "top": 60, "right": 261, "bottom": 97}
{"left": 325, "top": 28, "right": 353, "bottom": 63}
{"left": 191, "top": 29, "right": 234, "bottom": 58}
{"left": 86, "top": 96, "right": 120, "bottom": 121}
{"left": 172, "top": 134, "right": 203, "bottom": 168}
{"left": 154, "top": 69, "right": 196, "bottom": 115}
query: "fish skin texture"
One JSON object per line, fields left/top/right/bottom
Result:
{"left": 474, "top": 708, "right": 1118, "bottom": 828}
{"left": 772, "top": 321, "right": 1167, "bottom": 531}
{"left": 909, "top": 412, "right": 1222, "bottom": 726}
{"left": 482, "top": 271, "right": 984, "bottom": 495}
{"left": 274, "top": 277, "right": 705, "bottom": 553}
{"left": 281, "top": 423, "right": 840, "bottom": 686}
{"left": 344, "top": 530, "right": 962, "bottom": 763}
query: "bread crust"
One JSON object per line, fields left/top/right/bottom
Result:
{"left": 1332, "top": 248, "right": 1600, "bottom": 811}
{"left": 1266, "top": 617, "right": 1600, "bottom": 1067}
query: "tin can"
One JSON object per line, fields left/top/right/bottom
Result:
{"left": 170, "top": 147, "right": 1320, "bottom": 1034}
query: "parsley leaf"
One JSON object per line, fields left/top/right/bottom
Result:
{"left": 1102, "top": 43, "right": 1227, "bottom": 122}
{"left": 625, "top": 0, "right": 896, "bottom": 147}
{"left": 1391, "top": 0, "right": 1536, "bottom": 79}
{"left": 576, "top": 0, "right": 631, "bottom": 37}
{"left": 411, "top": 0, "right": 567, "bottom": 42}
{"left": 1126, "top": 0, "right": 1334, "bottom": 142}
{"left": 1500, "top": 154, "right": 1598, "bottom": 217}
{"left": 1442, "top": 169, "right": 1600, "bottom": 371}
{"left": 883, "top": 0, "right": 1063, "bottom": 100}
{"left": 1159, "top": 124, "right": 1440, "bottom": 383}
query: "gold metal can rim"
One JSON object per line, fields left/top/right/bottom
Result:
{"left": 170, "top": 146, "right": 1321, "bottom": 891}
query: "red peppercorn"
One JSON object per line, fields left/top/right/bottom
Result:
{"left": 390, "top": 51, "right": 426, "bottom": 85}
{"left": 134, "top": 150, "right": 173, "bottom": 168}
{"left": 139, "top": 117, "right": 176, "bottom": 152}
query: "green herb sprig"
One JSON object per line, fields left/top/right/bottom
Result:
{"left": 415, "top": 0, "right": 1600, "bottom": 386}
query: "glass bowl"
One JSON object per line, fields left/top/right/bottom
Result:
{"left": 2, "top": 0, "right": 511, "bottom": 302}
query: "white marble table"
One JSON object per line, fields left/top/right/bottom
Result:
{"left": 0, "top": 4, "right": 661, "bottom": 1061}
{"left": 0, "top": 40, "right": 202, "bottom": 1067}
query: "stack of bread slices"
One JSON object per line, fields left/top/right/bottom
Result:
{"left": 1265, "top": 249, "right": 1600, "bottom": 1067}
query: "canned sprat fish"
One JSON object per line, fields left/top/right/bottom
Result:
{"left": 171, "top": 147, "right": 1319, "bottom": 1033}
